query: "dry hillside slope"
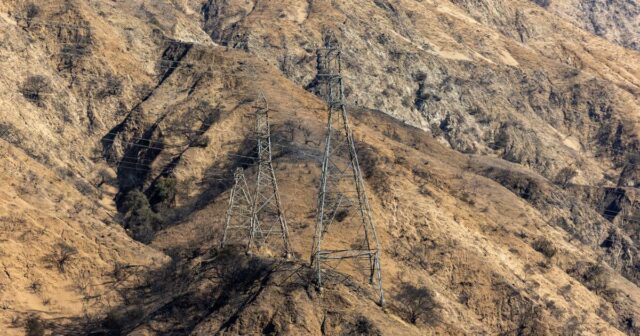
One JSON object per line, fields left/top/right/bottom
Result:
{"left": 538, "top": 0, "right": 640, "bottom": 51}
{"left": 0, "top": 0, "right": 640, "bottom": 335}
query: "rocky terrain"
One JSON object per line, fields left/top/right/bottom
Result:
{"left": 539, "top": 0, "right": 640, "bottom": 51}
{"left": 0, "top": 0, "right": 640, "bottom": 335}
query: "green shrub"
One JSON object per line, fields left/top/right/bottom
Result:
{"left": 122, "top": 190, "right": 160, "bottom": 243}
{"left": 153, "top": 177, "right": 176, "bottom": 204}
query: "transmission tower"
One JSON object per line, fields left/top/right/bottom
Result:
{"left": 220, "top": 168, "right": 253, "bottom": 248}
{"left": 220, "top": 96, "right": 291, "bottom": 257}
{"left": 247, "top": 94, "right": 291, "bottom": 258}
{"left": 310, "top": 31, "right": 384, "bottom": 305}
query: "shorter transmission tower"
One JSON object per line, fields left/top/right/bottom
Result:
{"left": 220, "top": 95, "right": 291, "bottom": 258}
{"left": 221, "top": 168, "right": 253, "bottom": 247}
{"left": 311, "top": 31, "right": 384, "bottom": 305}
{"left": 248, "top": 94, "right": 291, "bottom": 257}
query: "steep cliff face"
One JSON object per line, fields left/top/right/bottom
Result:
{"left": 1, "top": 0, "right": 640, "bottom": 335}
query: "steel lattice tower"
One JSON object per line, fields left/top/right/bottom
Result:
{"left": 247, "top": 94, "right": 291, "bottom": 257}
{"left": 310, "top": 31, "right": 384, "bottom": 305}
{"left": 221, "top": 168, "right": 253, "bottom": 247}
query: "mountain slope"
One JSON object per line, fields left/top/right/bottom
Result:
{"left": 538, "top": 0, "right": 640, "bottom": 51}
{"left": 0, "top": 0, "right": 640, "bottom": 335}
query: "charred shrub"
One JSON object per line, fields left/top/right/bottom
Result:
{"left": 554, "top": 167, "right": 578, "bottom": 188}
{"left": 97, "top": 74, "right": 123, "bottom": 100}
{"left": 394, "top": 282, "right": 441, "bottom": 325}
{"left": 25, "top": 3, "right": 40, "bottom": 23}
{"left": 582, "top": 264, "right": 610, "bottom": 293}
{"left": 21, "top": 75, "right": 51, "bottom": 107}
{"left": 0, "top": 123, "right": 10, "bottom": 138}
{"left": 210, "top": 249, "right": 273, "bottom": 310}
{"left": 568, "top": 262, "right": 610, "bottom": 294}
{"left": 0, "top": 122, "right": 20, "bottom": 144}
{"left": 335, "top": 209, "right": 349, "bottom": 222}
{"left": 193, "top": 100, "right": 221, "bottom": 125}
{"left": 101, "top": 307, "right": 144, "bottom": 336}
{"left": 460, "top": 191, "right": 476, "bottom": 206}
{"left": 480, "top": 167, "right": 544, "bottom": 203}
{"left": 171, "top": 101, "right": 220, "bottom": 146}
{"left": 343, "top": 316, "right": 381, "bottom": 336}
{"left": 217, "top": 249, "right": 271, "bottom": 289}
{"left": 532, "top": 0, "right": 551, "bottom": 8}
{"left": 277, "top": 119, "right": 314, "bottom": 145}
{"left": 44, "top": 242, "right": 78, "bottom": 273}
{"left": 531, "top": 237, "right": 557, "bottom": 259}
{"left": 57, "top": 26, "right": 93, "bottom": 70}
{"left": 74, "top": 178, "right": 96, "bottom": 196}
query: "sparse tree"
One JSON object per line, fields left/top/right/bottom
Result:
{"left": 21, "top": 75, "right": 51, "bottom": 107}
{"left": 394, "top": 282, "right": 441, "bottom": 325}
{"left": 554, "top": 167, "right": 578, "bottom": 188}
{"left": 172, "top": 101, "right": 220, "bottom": 146}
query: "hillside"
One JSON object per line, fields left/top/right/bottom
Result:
{"left": 540, "top": 0, "right": 640, "bottom": 51}
{"left": 0, "top": 0, "right": 640, "bottom": 335}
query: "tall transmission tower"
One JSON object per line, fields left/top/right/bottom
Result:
{"left": 310, "top": 31, "right": 385, "bottom": 305}
{"left": 220, "top": 95, "right": 291, "bottom": 258}
{"left": 248, "top": 94, "right": 291, "bottom": 257}
{"left": 220, "top": 168, "right": 253, "bottom": 248}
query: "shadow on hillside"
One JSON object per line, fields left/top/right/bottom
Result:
{"left": 47, "top": 247, "right": 318, "bottom": 335}
{"left": 46, "top": 241, "right": 383, "bottom": 335}
{"left": 158, "top": 123, "right": 323, "bottom": 231}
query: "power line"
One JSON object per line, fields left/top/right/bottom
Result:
{"left": 97, "top": 133, "right": 321, "bottom": 158}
